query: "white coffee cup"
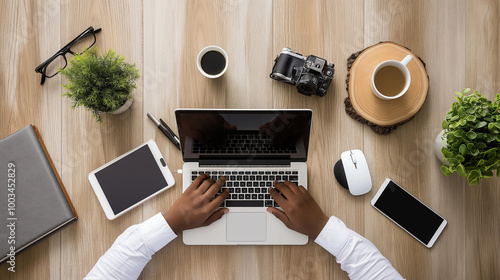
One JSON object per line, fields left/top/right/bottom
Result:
{"left": 196, "top": 46, "right": 228, "bottom": 79}
{"left": 371, "top": 55, "right": 412, "bottom": 100}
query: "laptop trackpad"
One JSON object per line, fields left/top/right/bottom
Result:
{"left": 226, "top": 213, "right": 267, "bottom": 242}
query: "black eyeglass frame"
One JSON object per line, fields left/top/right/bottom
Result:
{"left": 35, "top": 26, "right": 102, "bottom": 85}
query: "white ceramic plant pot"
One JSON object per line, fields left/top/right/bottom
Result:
{"left": 434, "top": 130, "right": 446, "bottom": 163}
{"left": 109, "top": 98, "right": 133, "bottom": 115}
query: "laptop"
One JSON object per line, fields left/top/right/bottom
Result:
{"left": 175, "top": 109, "right": 312, "bottom": 245}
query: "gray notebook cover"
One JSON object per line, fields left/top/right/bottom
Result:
{"left": 0, "top": 125, "right": 76, "bottom": 263}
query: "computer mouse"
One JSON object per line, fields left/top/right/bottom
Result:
{"left": 334, "top": 149, "right": 372, "bottom": 196}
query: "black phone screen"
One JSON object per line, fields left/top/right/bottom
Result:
{"left": 374, "top": 181, "right": 444, "bottom": 245}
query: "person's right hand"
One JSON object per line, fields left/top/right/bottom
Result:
{"left": 163, "top": 174, "right": 230, "bottom": 234}
{"left": 267, "top": 181, "right": 329, "bottom": 240}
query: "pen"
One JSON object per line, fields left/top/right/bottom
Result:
{"left": 147, "top": 112, "right": 181, "bottom": 151}
{"left": 160, "top": 118, "right": 181, "bottom": 145}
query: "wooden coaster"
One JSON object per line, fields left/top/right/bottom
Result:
{"left": 348, "top": 42, "right": 429, "bottom": 126}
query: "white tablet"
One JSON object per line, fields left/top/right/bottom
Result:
{"left": 88, "top": 140, "right": 175, "bottom": 220}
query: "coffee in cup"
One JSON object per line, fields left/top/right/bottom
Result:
{"left": 371, "top": 55, "right": 412, "bottom": 100}
{"left": 197, "top": 46, "right": 228, "bottom": 78}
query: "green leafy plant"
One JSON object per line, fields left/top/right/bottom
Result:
{"left": 440, "top": 88, "right": 500, "bottom": 185}
{"left": 60, "top": 47, "right": 140, "bottom": 122}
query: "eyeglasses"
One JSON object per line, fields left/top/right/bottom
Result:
{"left": 35, "top": 26, "right": 102, "bottom": 85}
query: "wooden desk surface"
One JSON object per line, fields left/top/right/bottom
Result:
{"left": 1, "top": 0, "right": 499, "bottom": 279}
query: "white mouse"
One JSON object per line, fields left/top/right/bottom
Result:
{"left": 334, "top": 149, "right": 372, "bottom": 195}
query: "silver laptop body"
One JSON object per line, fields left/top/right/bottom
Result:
{"left": 176, "top": 109, "right": 312, "bottom": 245}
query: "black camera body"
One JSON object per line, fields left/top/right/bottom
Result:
{"left": 270, "top": 48, "right": 335, "bottom": 97}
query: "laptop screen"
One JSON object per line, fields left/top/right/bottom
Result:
{"left": 175, "top": 109, "right": 312, "bottom": 162}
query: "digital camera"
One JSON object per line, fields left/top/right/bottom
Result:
{"left": 270, "top": 48, "right": 335, "bottom": 97}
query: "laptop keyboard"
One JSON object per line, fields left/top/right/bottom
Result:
{"left": 190, "top": 170, "right": 300, "bottom": 208}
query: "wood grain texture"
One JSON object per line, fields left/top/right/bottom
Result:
{"left": 142, "top": 1, "right": 275, "bottom": 279}
{"left": 58, "top": 1, "right": 144, "bottom": 279}
{"left": 465, "top": 0, "right": 500, "bottom": 278}
{"left": 0, "top": 1, "right": 62, "bottom": 279}
{"left": 272, "top": 1, "right": 365, "bottom": 279}
{"left": 0, "top": 0, "right": 499, "bottom": 279}
{"left": 363, "top": 1, "right": 469, "bottom": 279}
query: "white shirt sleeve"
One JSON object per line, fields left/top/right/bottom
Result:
{"left": 314, "top": 216, "right": 405, "bottom": 280}
{"left": 85, "top": 214, "right": 403, "bottom": 280}
{"left": 84, "top": 212, "right": 177, "bottom": 280}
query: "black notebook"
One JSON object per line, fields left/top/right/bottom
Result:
{"left": 0, "top": 125, "right": 77, "bottom": 263}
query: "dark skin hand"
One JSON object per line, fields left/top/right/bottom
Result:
{"left": 163, "top": 174, "right": 230, "bottom": 234}
{"left": 267, "top": 181, "right": 329, "bottom": 240}
{"left": 163, "top": 174, "right": 327, "bottom": 239}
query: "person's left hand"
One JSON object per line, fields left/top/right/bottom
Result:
{"left": 267, "top": 181, "right": 328, "bottom": 240}
{"left": 163, "top": 174, "right": 230, "bottom": 234}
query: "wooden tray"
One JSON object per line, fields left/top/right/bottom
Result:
{"left": 348, "top": 42, "right": 429, "bottom": 126}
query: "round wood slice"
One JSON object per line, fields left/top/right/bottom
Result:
{"left": 348, "top": 42, "right": 429, "bottom": 126}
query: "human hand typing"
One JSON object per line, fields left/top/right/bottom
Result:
{"left": 163, "top": 174, "right": 230, "bottom": 234}
{"left": 267, "top": 181, "right": 329, "bottom": 240}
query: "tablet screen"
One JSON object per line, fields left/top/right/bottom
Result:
{"left": 95, "top": 145, "right": 167, "bottom": 214}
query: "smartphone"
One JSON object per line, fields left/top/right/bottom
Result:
{"left": 371, "top": 178, "right": 447, "bottom": 248}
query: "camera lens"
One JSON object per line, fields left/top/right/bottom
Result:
{"left": 297, "top": 73, "right": 319, "bottom": 95}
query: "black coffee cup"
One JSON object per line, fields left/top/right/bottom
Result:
{"left": 197, "top": 46, "right": 228, "bottom": 78}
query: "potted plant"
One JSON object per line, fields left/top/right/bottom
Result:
{"left": 435, "top": 88, "right": 500, "bottom": 185}
{"left": 60, "top": 47, "right": 140, "bottom": 122}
